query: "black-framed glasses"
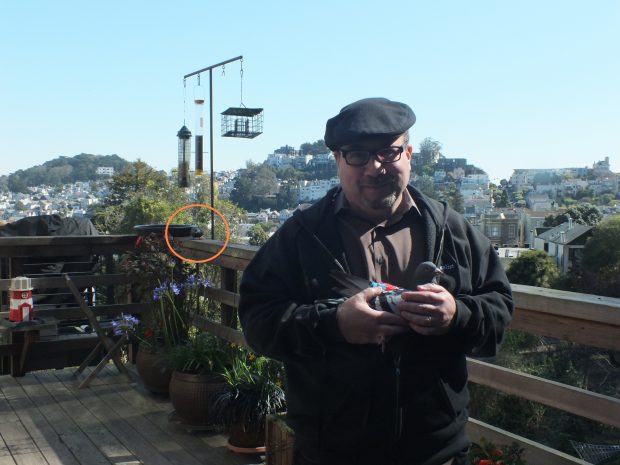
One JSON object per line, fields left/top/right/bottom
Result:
{"left": 339, "top": 144, "right": 407, "bottom": 166}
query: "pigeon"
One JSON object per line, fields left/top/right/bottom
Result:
{"left": 330, "top": 261, "right": 442, "bottom": 315}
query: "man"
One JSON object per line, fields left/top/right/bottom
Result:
{"left": 239, "top": 98, "right": 513, "bottom": 465}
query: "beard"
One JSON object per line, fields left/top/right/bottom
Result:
{"left": 357, "top": 175, "right": 402, "bottom": 211}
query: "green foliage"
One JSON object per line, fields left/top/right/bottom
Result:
{"left": 412, "top": 175, "right": 438, "bottom": 199}
{"left": 543, "top": 204, "right": 602, "bottom": 227}
{"left": 229, "top": 162, "right": 278, "bottom": 211}
{"left": 120, "top": 234, "right": 207, "bottom": 350}
{"left": 469, "top": 437, "right": 527, "bottom": 464}
{"left": 299, "top": 139, "right": 328, "bottom": 155}
{"left": 444, "top": 183, "right": 464, "bottom": 213}
{"left": 191, "top": 176, "right": 246, "bottom": 243}
{"left": 495, "top": 189, "right": 510, "bottom": 208}
{"left": 90, "top": 160, "right": 186, "bottom": 234}
{"left": 579, "top": 215, "right": 620, "bottom": 297}
{"left": 211, "top": 349, "right": 286, "bottom": 428}
{"left": 0, "top": 175, "right": 8, "bottom": 192}
{"left": 506, "top": 250, "right": 560, "bottom": 288}
{"left": 166, "top": 332, "right": 231, "bottom": 374}
{"left": 418, "top": 137, "right": 442, "bottom": 166}
{"left": 500, "top": 330, "right": 541, "bottom": 354}
{"left": 6, "top": 154, "right": 130, "bottom": 189}
{"left": 248, "top": 224, "right": 269, "bottom": 247}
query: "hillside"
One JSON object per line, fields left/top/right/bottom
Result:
{"left": 1, "top": 154, "right": 131, "bottom": 192}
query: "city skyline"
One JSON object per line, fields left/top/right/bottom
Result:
{"left": 1, "top": 1, "right": 618, "bottom": 183}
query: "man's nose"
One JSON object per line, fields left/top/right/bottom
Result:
{"left": 364, "top": 156, "right": 386, "bottom": 173}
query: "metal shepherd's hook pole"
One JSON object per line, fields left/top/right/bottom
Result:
{"left": 184, "top": 55, "right": 243, "bottom": 240}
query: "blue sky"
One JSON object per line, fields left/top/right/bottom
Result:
{"left": 1, "top": 1, "right": 618, "bottom": 183}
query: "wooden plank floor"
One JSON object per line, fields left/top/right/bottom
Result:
{"left": 0, "top": 365, "right": 262, "bottom": 465}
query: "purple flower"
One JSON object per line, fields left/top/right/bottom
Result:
{"left": 153, "top": 284, "right": 166, "bottom": 301}
{"left": 112, "top": 313, "right": 139, "bottom": 336}
{"left": 185, "top": 275, "right": 197, "bottom": 287}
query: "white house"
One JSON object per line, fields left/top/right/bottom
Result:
{"left": 534, "top": 221, "right": 593, "bottom": 273}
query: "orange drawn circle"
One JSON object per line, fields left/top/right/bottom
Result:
{"left": 164, "top": 204, "right": 230, "bottom": 264}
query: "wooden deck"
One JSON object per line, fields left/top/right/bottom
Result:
{"left": 0, "top": 365, "right": 259, "bottom": 465}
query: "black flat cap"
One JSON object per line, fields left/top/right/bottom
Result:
{"left": 324, "top": 97, "right": 416, "bottom": 150}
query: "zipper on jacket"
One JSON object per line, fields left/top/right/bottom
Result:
{"left": 393, "top": 352, "right": 403, "bottom": 442}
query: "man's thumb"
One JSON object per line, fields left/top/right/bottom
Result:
{"left": 363, "top": 286, "right": 384, "bottom": 301}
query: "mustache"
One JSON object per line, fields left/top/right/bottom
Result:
{"left": 357, "top": 175, "right": 396, "bottom": 187}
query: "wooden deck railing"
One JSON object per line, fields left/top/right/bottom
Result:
{"left": 178, "top": 238, "right": 620, "bottom": 465}
{"left": 0, "top": 235, "right": 146, "bottom": 375}
{"left": 1, "top": 235, "right": 618, "bottom": 464}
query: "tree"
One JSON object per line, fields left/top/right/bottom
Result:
{"left": 300, "top": 140, "right": 329, "bottom": 155}
{"left": 105, "top": 160, "right": 172, "bottom": 207}
{"left": 8, "top": 173, "right": 28, "bottom": 194}
{"left": 248, "top": 224, "right": 269, "bottom": 247}
{"left": 506, "top": 250, "right": 560, "bottom": 288}
{"left": 90, "top": 160, "right": 185, "bottom": 234}
{"left": 578, "top": 215, "right": 620, "bottom": 297}
{"left": 495, "top": 189, "right": 509, "bottom": 208}
{"left": 418, "top": 137, "right": 442, "bottom": 166}
{"left": 444, "top": 184, "right": 464, "bottom": 213}
{"left": 229, "top": 162, "right": 278, "bottom": 211}
{"left": 543, "top": 204, "right": 602, "bottom": 227}
{"left": 411, "top": 175, "right": 437, "bottom": 200}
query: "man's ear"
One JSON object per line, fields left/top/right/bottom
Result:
{"left": 405, "top": 144, "right": 413, "bottom": 160}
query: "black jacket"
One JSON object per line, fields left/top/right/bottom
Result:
{"left": 239, "top": 186, "right": 514, "bottom": 465}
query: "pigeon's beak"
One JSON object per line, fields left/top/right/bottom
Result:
{"left": 435, "top": 267, "right": 444, "bottom": 276}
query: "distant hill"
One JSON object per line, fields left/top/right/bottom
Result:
{"left": 2, "top": 154, "right": 132, "bottom": 192}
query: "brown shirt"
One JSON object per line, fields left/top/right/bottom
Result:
{"left": 334, "top": 189, "right": 426, "bottom": 288}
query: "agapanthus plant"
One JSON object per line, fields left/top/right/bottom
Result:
{"left": 120, "top": 233, "right": 212, "bottom": 353}
{"left": 111, "top": 313, "right": 139, "bottom": 337}
{"left": 151, "top": 274, "right": 211, "bottom": 350}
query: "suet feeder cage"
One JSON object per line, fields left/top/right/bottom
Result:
{"left": 221, "top": 107, "right": 263, "bottom": 138}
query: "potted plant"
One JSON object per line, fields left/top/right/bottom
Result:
{"left": 167, "top": 331, "right": 231, "bottom": 429}
{"left": 120, "top": 233, "right": 210, "bottom": 394}
{"left": 211, "top": 349, "right": 286, "bottom": 452}
{"left": 469, "top": 437, "right": 527, "bottom": 465}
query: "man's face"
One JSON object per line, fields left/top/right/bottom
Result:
{"left": 334, "top": 133, "right": 412, "bottom": 220}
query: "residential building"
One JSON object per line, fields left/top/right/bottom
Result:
{"left": 96, "top": 167, "right": 114, "bottom": 176}
{"left": 526, "top": 193, "right": 553, "bottom": 211}
{"left": 478, "top": 210, "right": 520, "bottom": 247}
{"left": 534, "top": 220, "right": 593, "bottom": 273}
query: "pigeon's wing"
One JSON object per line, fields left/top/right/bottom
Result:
{"left": 329, "top": 270, "right": 370, "bottom": 297}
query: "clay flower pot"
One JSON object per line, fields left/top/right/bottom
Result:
{"left": 135, "top": 347, "right": 172, "bottom": 395}
{"left": 169, "top": 370, "right": 227, "bottom": 428}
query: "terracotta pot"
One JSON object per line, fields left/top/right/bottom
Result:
{"left": 228, "top": 420, "right": 266, "bottom": 449}
{"left": 169, "top": 370, "right": 227, "bottom": 428}
{"left": 135, "top": 347, "right": 172, "bottom": 395}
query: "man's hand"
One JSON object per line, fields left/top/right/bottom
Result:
{"left": 337, "top": 287, "right": 409, "bottom": 344}
{"left": 397, "top": 283, "right": 457, "bottom": 335}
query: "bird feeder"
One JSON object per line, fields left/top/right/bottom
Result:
{"left": 177, "top": 125, "right": 192, "bottom": 188}
{"left": 221, "top": 107, "right": 263, "bottom": 138}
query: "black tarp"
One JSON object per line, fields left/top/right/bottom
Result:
{"left": 0, "top": 214, "right": 99, "bottom": 237}
{"left": 0, "top": 215, "right": 101, "bottom": 306}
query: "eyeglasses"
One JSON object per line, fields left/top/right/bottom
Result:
{"left": 339, "top": 144, "right": 407, "bottom": 166}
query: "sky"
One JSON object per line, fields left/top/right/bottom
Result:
{"left": 1, "top": 1, "right": 618, "bottom": 184}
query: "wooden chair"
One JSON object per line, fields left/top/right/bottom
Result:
{"left": 64, "top": 274, "right": 133, "bottom": 388}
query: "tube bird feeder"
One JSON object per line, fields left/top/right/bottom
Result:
{"left": 177, "top": 125, "right": 192, "bottom": 188}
